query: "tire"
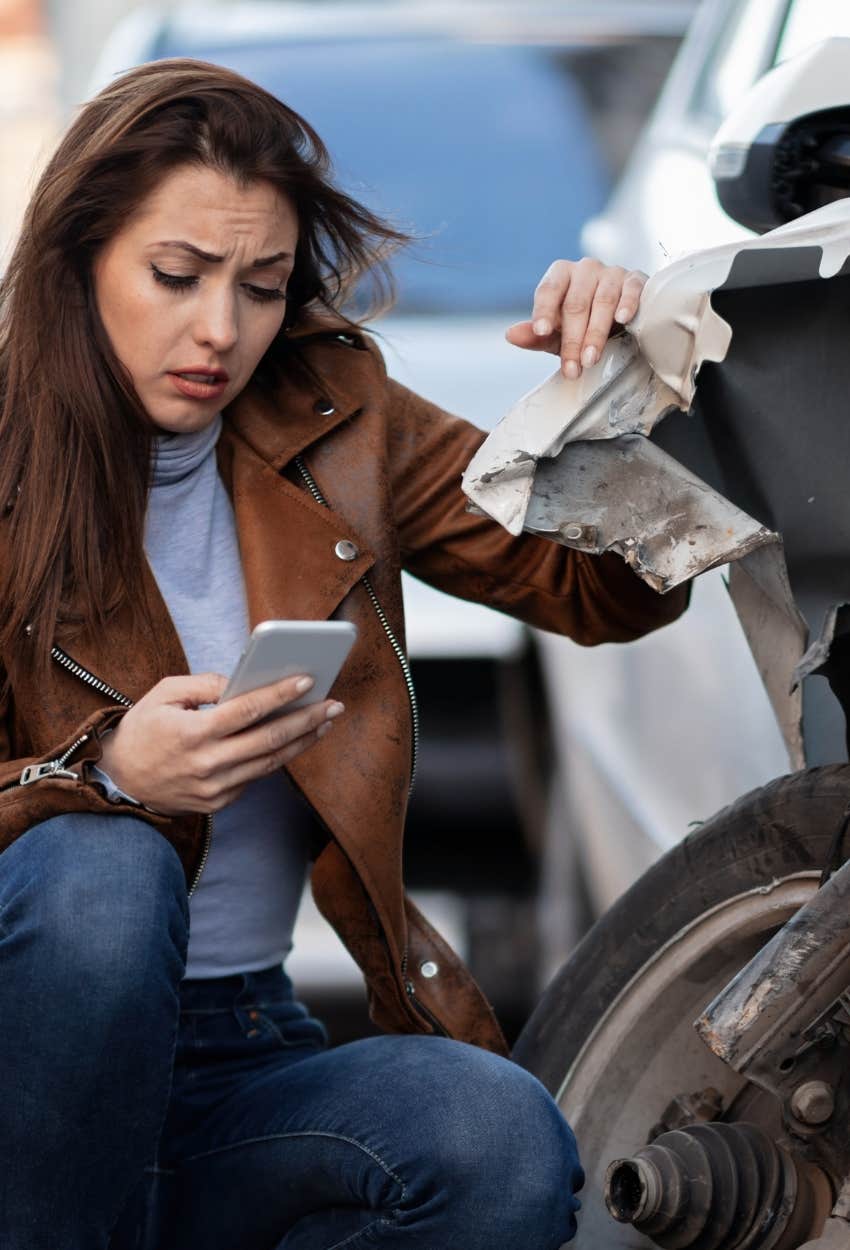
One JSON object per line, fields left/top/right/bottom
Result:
{"left": 513, "top": 766, "right": 850, "bottom": 1249}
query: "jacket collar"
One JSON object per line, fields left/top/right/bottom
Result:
{"left": 223, "top": 317, "right": 379, "bottom": 468}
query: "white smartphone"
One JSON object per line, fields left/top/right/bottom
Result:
{"left": 220, "top": 620, "right": 358, "bottom": 713}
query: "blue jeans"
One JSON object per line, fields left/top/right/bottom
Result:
{"left": 0, "top": 813, "right": 583, "bottom": 1249}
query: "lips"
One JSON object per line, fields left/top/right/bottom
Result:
{"left": 167, "top": 368, "right": 229, "bottom": 401}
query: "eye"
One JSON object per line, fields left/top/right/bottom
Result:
{"left": 151, "top": 263, "right": 196, "bottom": 291}
{"left": 243, "top": 284, "right": 286, "bottom": 305}
{"left": 150, "top": 263, "right": 285, "bottom": 305}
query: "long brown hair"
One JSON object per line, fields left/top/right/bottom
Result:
{"left": 0, "top": 58, "right": 408, "bottom": 678}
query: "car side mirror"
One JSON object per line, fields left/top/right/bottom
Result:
{"left": 709, "top": 37, "right": 850, "bottom": 234}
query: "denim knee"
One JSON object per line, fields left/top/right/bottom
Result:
{"left": 0, "top": 812, "right": 188, "bottom": 1001}
{"left": 426, "top": 1040, "right": 582, "bottom": 1246}
{"left": 374, "top": 1036, "right": 583, "bottom": 1248}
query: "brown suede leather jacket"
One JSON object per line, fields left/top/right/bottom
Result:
{"left": 0, "top": 323, "right": 687, "bottom": 1055}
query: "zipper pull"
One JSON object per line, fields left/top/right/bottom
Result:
{"left": 19, "top": 732, "right": 90, "bottom": 785}
{"left": 20, "top": 760, "right": 80, "bottom": 785}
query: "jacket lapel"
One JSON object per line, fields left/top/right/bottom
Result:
{"left": 219, "top": 330, "right": 380, "bottom": 625}
{"left": 218, "top": 426, "right": 374, "bottom": 627}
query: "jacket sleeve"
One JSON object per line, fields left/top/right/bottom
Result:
{"left": 382, "top": 371, "right": 689, "bottom": 645}
{"left": 0, "top": 681, "right": 152, "bottom": 856}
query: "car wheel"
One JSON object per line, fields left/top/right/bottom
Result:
{"left": 513, "top": 766, "right": 850, "bottom": 1249}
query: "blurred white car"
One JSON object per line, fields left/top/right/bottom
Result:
{"left": 537, "top": 0, "right": 850, "bottom": 924}
{"left": 584, "top": 0, "right": 850, "bottom": 274}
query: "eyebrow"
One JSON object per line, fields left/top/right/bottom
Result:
{"left": 154, "top": 240, "right": 293, "bottom": 268}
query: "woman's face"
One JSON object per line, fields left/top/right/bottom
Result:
{"left": 93, "top": 163, "right": 298, "bottom": 433}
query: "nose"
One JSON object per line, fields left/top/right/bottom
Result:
{"left": 192, "top": 286, "right": 238, "bottom": 355}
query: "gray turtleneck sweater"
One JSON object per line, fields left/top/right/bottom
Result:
{"left": 99, "top": 416, "right": 312, "bottom": 978}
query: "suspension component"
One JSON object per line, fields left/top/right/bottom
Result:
{"left": 604, "top": 1122, "right": 832, "bottom": 1250}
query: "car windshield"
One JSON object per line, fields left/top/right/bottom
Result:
{"left": 153, "top": 35, "right": 609, "bottom": 314}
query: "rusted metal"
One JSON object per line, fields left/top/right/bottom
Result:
{"left": 692, "top": 855, "right": 850, "bottom": 1184}
{"left": 694, "top": 856, "right": 850, "bottom": 1088}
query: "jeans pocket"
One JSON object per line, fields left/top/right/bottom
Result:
{"left": 240, "top": 1000, "right": 328, "bottom": 1052}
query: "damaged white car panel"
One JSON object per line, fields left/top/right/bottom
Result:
{"left": 463, "top": 198, "right": 850, "bottom": 770}
{"left": 522, "top": 435, "right": 775, "bottom": 593}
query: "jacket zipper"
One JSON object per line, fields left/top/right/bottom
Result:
{"left": 19, "top": 733, "right": 91, "bottom": 785}
{"left": 50, "top": 646, "right": 135, "bottom": 708}
{"left": 292, "top": 455, "right": 420, "bottom": 790}
{"left": 17, "top": 643, "right": 212, "bottom": 897}
{"left": 292, "top": 457, "right": 435, "bottom": 1023}
{"left": 400, "top": 947, "right": 448, "bottom": 1036}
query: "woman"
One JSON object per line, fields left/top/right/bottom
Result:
{"left": 0, "top": 59, "right": 685, "bottom": 1250}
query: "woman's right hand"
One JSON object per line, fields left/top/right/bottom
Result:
{"left": 97, "top": 672, "right": 343, "bottom": 815}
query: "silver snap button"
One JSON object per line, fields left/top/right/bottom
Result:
{"left": 314, "top": 397, "right": 335, "bottom": 417}
{"left": 420, "top": 960, "right": 439, "bottom": 979}
{"left": 334, "top": 539, "right": 358, "bottom": 562}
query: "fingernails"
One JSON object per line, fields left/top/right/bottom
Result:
{"left": 581, "top": 346, "right": 597, "bottom": 368}
{"left": 563, "top": 360, "right": 580, "bottom": 380}
{"left": 326, "top": 701, "right": 345, "bottom": 720}
{"left": 295, "top": 676, "right": 314, "bottom": 695}
{"left": 614, "top": 306, "right": 629, "bottom": 323}
{"left": 317, "top": 721, "right": 333, "bottom": 738}
{"left": 533, "top": 318, "right": 551, "bottom": 336}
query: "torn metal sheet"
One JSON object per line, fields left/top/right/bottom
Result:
{"left": 792, "top": 605, "right": 850, "bottom": 761}
{"left": 521, "top": 436, "right": 775, "bottom": 593}
{"left": 726, "top": 550, "right": 808, "bottom": 771}
{"left": 462, "top": 198, "right": 850, "bottom": 767}
{"left": 794, "top": 604, "right": 850, "bottom": 688}
{"left": 463, "top": 198, "right": 850, "bottom": 546}
{"left": 464, "top": 336, "right": 680, "bottom": 536}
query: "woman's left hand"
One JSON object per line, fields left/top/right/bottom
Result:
{"left": 505, "top": 258, "right": 647, "bottom": 380}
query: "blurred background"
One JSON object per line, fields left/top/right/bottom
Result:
{"left": 1, "top": 0, "right": 833, "bottom": 1042}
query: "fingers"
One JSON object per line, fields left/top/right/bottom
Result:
{"left": 504, "top": 320, "right": 561, "bottom": 354}
{"left": 579, "top": 267, "right": 626, "bottom": 371}
{"left": 530, "top": 258, "right": 574, "bottom": 344}
{"left": 556, "top": 257, "right": 607, "bottom": 379}
{"left": 203, "top": 722, "right": 336, "bottom": 807}
{"left": 168, "top": 698, "right": 343, "bottom": 812}
{"left": 194, "top": 696, "right": 341, "bottom": 787}
{"left": 615, "top": 270, "right": 648, "bottom": 326}
{"left": 220, "top": 696, "right": 343, "bottom": 767}
{"left": 154, "top": 672, "right": 229, "bottom": 708}
{"left": 205, "top": 673, "right": 316, "bottom": 738}
{"left": 96, "top": 669, "right": 349, "bottom": 817}
{"left": 514, "top": 259, "right": 649, "bottom": 379}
